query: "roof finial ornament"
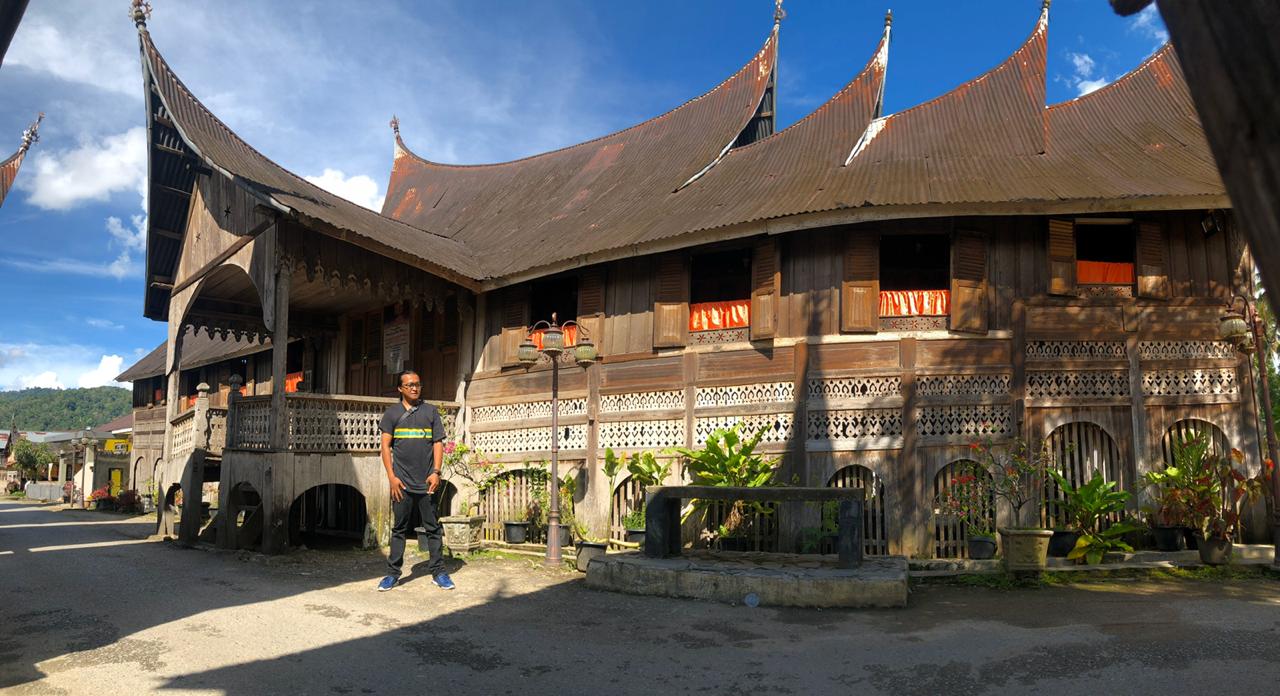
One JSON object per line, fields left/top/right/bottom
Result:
{"left": 774, "top": 0, "right": 786, "bottom": 25}
{"left": 1042, "top": 0, "right": 1051, "bottom": 13}
{"left": 19, "top": 113, "right": 43, "bottom": 153}
{"left": 130, "top": 0, "right": 152, "bottom": 29}
{"left": 885, "top": 9, "right": 893, "bottom": 28}
{"left": 390, "top": 115, "right": 400, "bottom": 137}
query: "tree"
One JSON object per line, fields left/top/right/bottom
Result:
{"left": 12, "top": 439, "right": 56, "bottom": 481}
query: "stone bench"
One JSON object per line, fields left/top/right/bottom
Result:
{"left": 643, "top": 485, "right": 866, "bottom": 569}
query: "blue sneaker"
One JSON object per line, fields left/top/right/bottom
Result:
{"left": 376, "top": 575, "right": 397, "bottom": 592}
{"left": 432, "top": 573, "right": 455, "bottom": 590}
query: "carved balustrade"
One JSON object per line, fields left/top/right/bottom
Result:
{"left": 225, "top": 393, "right": 460, "bottom": 453}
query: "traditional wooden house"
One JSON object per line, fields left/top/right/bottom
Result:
{"left": 128, "top": 3, "right": 1261, "bottom": 558}
{"left": 0, "top": 114, "right": 40, "bottom": 210}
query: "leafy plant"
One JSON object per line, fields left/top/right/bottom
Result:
{"left": 970, "top": 436, "right": 1054, "bottom": 527}
{"left": 1141, "top": 433, "right": 1206, "bottom": 527}
{"left": 626, "top": 451, "right": 671, "bottom": 489}
{"left": 934, "top": 464, "right": 995, "bottom": 538}
{"left": 440, "top": 440, "right": 498, "bottom": 515}
{"left": 672, "top": 424, "right": 779, "bottom": 540}
{"left": 1049, "top": 468, "right": 1143, "bottom": 564}
{"left": 1144, "top": 434, "right": 1270, "bottom": 542}
{"left": 622, "top": 506, "right": 646, "bottom": 530}
{"left": 11, "top": 439, "right": 56, "bottom": 481}
{"left": 89, "top": 484, "right": 113, "bottom": 503}
{"left": 799, "top": 500, "right": 841, "bottom": 553}
{"left": 576, "top": 448, "right": 628, "bottom": 543}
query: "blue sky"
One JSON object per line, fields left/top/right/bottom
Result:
{"left": 0, "top": 0, "right": 1168, "bottom": 392}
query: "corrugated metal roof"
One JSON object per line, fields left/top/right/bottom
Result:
{"left": 115, "top": 326, "right": 271, "bottom": 382}
{"left": 377, "top": 5, "right": 1223, "bottom": 280}
{"left": 94, "top": 413, "right": 134, "bottom": 434}
{"left": 139, "top": 29, "right": 490, "bottom": 285}
{"left": 382, "top": 27, "right": 780, "bottom": 278}
{"left": 0, "top": 115, "right": 38, "bottom": 209}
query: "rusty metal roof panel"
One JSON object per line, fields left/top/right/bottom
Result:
{"left": 139, "top": 29, "right": 489, "bottom": 284}
{"left": 0, "top": 147, "right": 22, "bottom": 209}
{"left": 382, "top": 27, "right": 779, "bottom": 277}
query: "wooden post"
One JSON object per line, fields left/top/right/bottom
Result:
{"left": 895, "top": 337, "right": 922, "bottom": 557}
{"left": 195, "top": 382, "right": 211, "bottom": 450}
{"left": 836, "top": 499, "right": 864, "bottom": 569}
{"left": 269, "top": 268, "right": 290, "bottom": 451}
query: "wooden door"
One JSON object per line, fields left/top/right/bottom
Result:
{"left": 346, "top": 316, "right": 365, "bottom": 395}
{"left": 345, "top": 312, "right": 385, "bottom": 397}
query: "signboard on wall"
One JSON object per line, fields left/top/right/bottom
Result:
{"left": 384, "top": 317, "right": 410, "bottom": 374}
{"left": 105, "top": 438, "right": 131, "bottom": 455}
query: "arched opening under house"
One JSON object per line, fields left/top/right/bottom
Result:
{"left": 1043, "top": 422, "right": 1124, "bottom": 529}
{"left": 227, "top": 482, "right": 264, "bottom": 551}
{"left": 288, "top": 484, "right": 369, "bottom": 550}
{"left": 827, "top": 464, "right": 887, "bottom": 556}
{"left": 933, "top": 459, "right": 996, "bottom": 559}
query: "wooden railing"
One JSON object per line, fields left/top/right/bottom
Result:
{"left": 226, "top": 393, "right": 459, "bottom": 453}
{"left": 207, "top": 408, "right": 228, "bottom": 456}
{"left": 170, "top": 410, "right": 196, "bottom": 460}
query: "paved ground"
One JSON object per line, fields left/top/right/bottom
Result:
{"left": 3, "top": 497, "right": 1280, "bottom": 695}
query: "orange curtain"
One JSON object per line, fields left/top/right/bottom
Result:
{"left": 285, "top": 372, "right": 304, "bottom": 393}
{"left": 1076, "top": 260, "right": 1134, "bottom": 284}
{"left": 530, "top": 324, "right": 578, "bottom": 349}
{"left": 690, "top": 300, "right": 751, "bottom": 331}
{"left": 878, "top": 290, "right": 950, "bottom": 317}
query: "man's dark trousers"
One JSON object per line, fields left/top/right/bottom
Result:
{"left": 387, "top": 491, "right": 445, "bottom": 578}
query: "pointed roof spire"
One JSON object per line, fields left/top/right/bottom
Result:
{"left": 389, "top": 115, "right": 400, "bottom": 137}
{"left": 19, "top": 113, "right": 43, "bottom": 154}
{"left": 130, "top": 0, "right": 152, "bottom": 30}
{"left": 774, "top": 0, "right": 785, "bottom": 25}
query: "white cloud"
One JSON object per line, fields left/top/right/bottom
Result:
{"left": 1068, "top": 52, "right": 1095, "bottom": 78}
{"left": 1130, "top": 6, "right": 1170, "bottom": 48}
{"left": 18, "top": 372, "right": 64, "bottom": 390}
{"left": 21, "top": 128, "right": 147, "bottom": 211}
{"left": 77, "top": 355, "right": 126, "bottom": 388}
{"left": 85, "top": 318, "right": 124, "bottom": 331}
{"left": 0, "top": 342, "right": 133, "bottom": 392}
{"left": 0, "top": 253, "right": 141, "bottom": 280}
{"left": 5, "top": 17, "right": 140, "bottom": 96}
{"left": 106, "top": 215, "right": 147, "bottom": 253}
{"left": 1076, "top": 78, "right": 1110, "bottom": 96}
{"left": 303, "top": 169, "right": 384, "bottom": 210}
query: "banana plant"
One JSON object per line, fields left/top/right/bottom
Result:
{"left": 670, "top": 424, "right": 779, "bottom": 536}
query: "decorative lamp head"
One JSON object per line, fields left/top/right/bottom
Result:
{"left": 1237, "top": 336, "right": 1257, "bottom": 355}
{"left": 1218, "top": 310, "right": 1250, "bottom": 347}
{"left": 517, "top": 337, "right": 539, "bottom": 367}
{"left": 574, "top": 336, "right": 598, "bottom": 368}
{"left": 541, "top": 324, "right": 564, "bottom": 354}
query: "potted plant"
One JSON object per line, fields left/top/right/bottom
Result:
{"left": 672, "top": 423, "right": 779, "bottom": 552}
{"left": 503, "top": 507, "right": 530, "bottom": 544}
{"left": 619, "top": 450, "right": 671, "bottom": 543}
{"left": 574, "top": 447, "right": 627, "bottom": 572}
{"left": 933, "top": 465, "right": 997, "bottom": 560}
{"left": 438, "top": 441, "right": 494, "bottom": 554}
{"left": 89, "top": 484, "right": 115, "bottom": 512}
{"left": 1049, "top": 470, "right": 1143, "bottom": 564}
{"left": 972, "top": 437, "right": 1054, "bottom": 571}
{"left": 1141, "top": 435, "right": 1205, "bottom": 551}
{"left": 1187, "top": 447, "right": 1269, "bottom": 565}
{"left": 116, "top": 489, "right": 142, "bottom": 515}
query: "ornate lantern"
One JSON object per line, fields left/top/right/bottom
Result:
{"left": 1218, "top": 310, "right": 1250, "bottom": 347}
{"left": 517, "top": 336, "right": 540, "bottom": 366}
{"left": 574, "top": 336, "right": 598, "bottom": 368}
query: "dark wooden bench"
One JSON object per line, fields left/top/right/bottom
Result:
{"left": 643, "top": 486, "right": 866, "bottom": 569}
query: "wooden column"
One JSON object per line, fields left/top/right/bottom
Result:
{"left": 778, "top": 339, "right": 811, "bottom": 552}
{"left": 1125, "top": 329, "right": 1149, "bottom": 493}
{"left": 269, "top": 268, "right": 290, "bottom": 451}
{"left": 895, "top": 337, "right": 922, "bottom": 557}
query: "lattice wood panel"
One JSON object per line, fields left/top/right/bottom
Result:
{"left": 694, "top": 413, "right": 793, "bottom": 445}
{"left": 1138, "top": 340, "right": 1237, "bottom": 361}
{"left": 287, "top": 398, "right": 387, "bottom": 451}
{"left": 1025, "top": 341, "right": 1127, "bottom": 361}
{"left": 828, "top": 465, "right": 888, "bottom": 556}
{"left": 471, "top": 398, "right": 587, "bottom": 424}
{"left": 207, "top": 409, "right": 227, "bottom": 456}
{"left": 599, "top": 390, "right": 685, "bottom": 413}
{"left": 917, "top": 405, "right": 1013, "bottom": 439}
{"left": 478, "top": 470, "right": 541, "bottom": 542}
{"left": 1142, "top": 368, "right": 1238, "bottom": 396}
{"left": 610, "top": 476, "right": 646, "bottom": 542}
{"left": 598, "top": 419, "right": 685, "bottom": 451}
{"left": 1026, "top": 370, "right": 1130, "bottom": 399}
{"left": 229, "top": 398, "right": 270, "bottom": 450}
{"left": 1043, "top": 422, "right": 1124, "bottom": 529}
{"left": 689, "top": 328, "right": 748, "bottom": 345}
{"left": 933, "top": 459, "right": 995, "bottom": 559}
{"left": 806, "top": 409, "right": 902, "bottom": 442}
{"left": 916, "top": 374, "right": 1011, "bottom": 397}
{"left": 807, "top": 376, "right": 901, "bottom": 401}
{"left": 171, "top": 412, "right": 195, "bottom": 458}
{"left": 471, "top": 424, "right": 589, "bottom": 455}
{"left": 695, "top": 381, "right": 795, "bottom": 408}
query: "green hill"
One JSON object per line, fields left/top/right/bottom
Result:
{"left": 0, "top": 387, "right": 132, "bottom": 432}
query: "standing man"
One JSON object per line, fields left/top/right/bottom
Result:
{"left": 377, "top": 370, "right": 454, "bottom": 591}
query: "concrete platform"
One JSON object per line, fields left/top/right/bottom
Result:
{"left": 909, "top": 544, "right": 1276, "bottom": 577}
{"left": 585, "top": 550, "right": 909, "bottom": 608}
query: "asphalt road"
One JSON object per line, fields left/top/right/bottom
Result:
{"left": 3, "top": 497, "right": 1280, "bottom": 695}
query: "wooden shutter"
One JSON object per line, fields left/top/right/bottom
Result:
{"left": 652, "top": 253, "right": 689, "bottom": 348}
{"left": 500, "top": 286, "right": 529, "bottom": 367}
{"left": 750, "top": 238, "right": 779, "bottom": 340}
{"left": 841, "top": 232, "right": 879, "bottom": 333}
{"left": 950, "top": 230, "right": 988, "bottom": 333}
{"left": 1047, "top": 219, "right": 1076, "bottom": 296}
{"left": 1136, "top": 221, "right": 1170, "bottom": 299}
{"left": 577, "top": 267, "right": 606, "bottom": 351}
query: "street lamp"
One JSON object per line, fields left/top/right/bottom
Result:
{"left": 1218, "top": 294, "right": 1280, "bottom": 553}
{"left": 517, "top": 312, "right": 598, "bottom": 567}
{"left": 76, "top": 428, "right": 94, "bottom": 509}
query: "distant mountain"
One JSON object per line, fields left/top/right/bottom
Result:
{"left": 0, "top": 387, "right": 132, "bottom": 432}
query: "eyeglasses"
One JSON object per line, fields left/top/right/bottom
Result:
{"left": 400, "top": 382, "right": 421, "bottom": 389}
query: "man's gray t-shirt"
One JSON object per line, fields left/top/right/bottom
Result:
{"left": 379, "top": 402, "right": 446, "bottom": 494}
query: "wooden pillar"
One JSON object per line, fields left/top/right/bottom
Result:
{"left": 895, "top": 337, "right": 923, "bottom": 558}
{"left": 1007, "top": 300, "right": 1028, "bottom": 531}
{"left": 269, "top": 269, "right": 290, "bottom": 450}
{"left": 778, "top": 339, "right": 811, "bottom": 553}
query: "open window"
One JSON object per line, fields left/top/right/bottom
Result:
{"left": 879, "top": 234, "right": 950, "bottom": 320}
{"left": 690, "top": 248, "right": 752, "bottom": 338}
{"left": 1076, "top": 221, "right": 1136, "bottom": 296}
{"left": 530, "top": 275, "right": 579, "bottom": 349}
{"left": 1047, "top": 217, "right": 1167, "bottom": 299}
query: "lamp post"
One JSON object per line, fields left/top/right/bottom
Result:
{"left": 517, "top": 312, "right": 598, "bottom": 567}
{"left": 76, "top": 428, "right": 94, "bottom": 509}
{"left": 1218, "top": 294, "right": 1280, "bottom": 553}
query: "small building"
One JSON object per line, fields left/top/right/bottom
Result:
{"left": 121, "top": 4, "right": 1263, "bottom": 557}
